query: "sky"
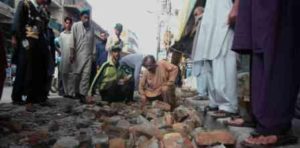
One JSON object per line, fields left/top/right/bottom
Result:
{"left": 87, "top": 0, "right": 159, "bottom": 55}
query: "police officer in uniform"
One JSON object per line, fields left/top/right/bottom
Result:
{"left": 13, "top": 0, "right": 51, "bottom": 112}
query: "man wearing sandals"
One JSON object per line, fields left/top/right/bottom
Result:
{"left": 232, "top": 0, "right": 299, "bottom": 146}
{"left": 193, "top": 0, "right": 240, "bottom": 117}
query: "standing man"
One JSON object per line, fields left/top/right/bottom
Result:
{"left": 59, "top": 17, "right": 74, "bottom": 98}
{"left": 42, "top": 2, "right": 58, "bottom": 101}
{"left": 190, "top": 7, "right": 209, "bottom": 99}
{"left": 0, "top": 31, "right": 6, "bottom": 99}
{"left": 70, "top": 9, "right": 95, "bottom": 103}
{"left": 90, "top": 31, "right": 108, "bottom": 95}
{"left": 96, "top": 31, "right": 108, "bottom": 69}
{"left": 11, "top": 0, "right": 27, "bottom": 105}
{"left": 233, "top": 0, "right": 299, "bottom": 146}
{"left": 193, "top": 0, "right": 239, "bottom": 117}
{"left": 106, "top": 23, "right": 123, "bottom": 53}
{"left": 13, "top": 0, "right": 50, "bottom": 111}
{"left": 139, "top": 55, "right": 178, "bottom": 109}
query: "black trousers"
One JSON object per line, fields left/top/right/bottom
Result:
{"left": 100, "top": 81, "right": 134, "bottom": 103}
{"left": 11, "top": 46, "right": 26, "bottom": 102}
{"left": 24, "top": 38, "right": 49, "bottom": 103}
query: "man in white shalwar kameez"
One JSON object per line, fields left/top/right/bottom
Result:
{"left": 59, "top": 17, "right": 74, "bottom": 97}
{"left": 190, "top": 7, "right": 211, "bottom": 98}
{"left": 69, "top": 9, "right": 96, "bottom": 103}
{"left": 193, "top": 0, "right": 239, "bottom": 115}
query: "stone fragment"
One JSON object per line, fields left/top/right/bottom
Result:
{"left": 116, "top": 119, "right": 131, "bottom": 130}
{"left": 82, "top": 110, "right": 96, "bottom": 120}
{"left": 105, "top": 116, "right": 123, "bottom": 125}
{"left": 140, "top": 137, "right": 160, "bottom": 148}
{"left": 194, "top": 130, "right": 235, "bottom": 146}
{"left": 151, "top": 113, "right": 174, "bottom": 129}
{"left": 152, "top": 100, "right": 171, "bottom": 111}
{"left": 173, "top": 105, "right": 190, "bottom": 122}
{"left": 135, "top": 136, "right": 149, "bottom": 148}
{"left": 76, "top": 116, "right": 92, "bottom": 129}
{"left": 172, "top": 123, "right": 191, "bottom": 136}
{"left": 144, "top": 108, "right": 164, "bottom": 119}
{"left": 162, "top": 133, "right": 185, "bottom": 148}
{"left": 109, "top": 138, "right": 126, "bottom": 148}
{"left": 48, "top": 120, "right": 59, "bottom": 132}
{"left": 129, "top": 124, "right": 162, "bottom": 140}
{"left": 92, "top": 133, "right": 109, "bottom": 147}
{"left": 53, "top": 136, "right": 79, "bottom": 148}
{"left": 78, "top": 129, "right": 93, "bottom": 147}
{"left": 173, "top": 105, "right": 202, "bottom": 128}
{"left": 27, "top": 130, "right": 49, "bottom": 145}
{"left": 102, "top": 125, "right": 129, "bottom": 139}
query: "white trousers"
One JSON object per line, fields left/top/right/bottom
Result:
{"left": 192, "top": 61, "right": 213, "bottom": 97}
{"left": 205, "top": 50, "right": 238, "bottom": 113}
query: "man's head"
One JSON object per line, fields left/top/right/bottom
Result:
{"left": 142, "top": 55, "right": 157, "bottom": 73}
{"left": 110, "top": 46, "right": 122, "bottom": 62}
{"left": 194, "top": 7, "right": 204, "bottom": 17}
{"left": 80, "top": 9, "right": 91, "bottom": 27}
{"left": 99, "top": 32, "right": 107, "bottom": 41}
{"left": 44, "top": 0, "right": 51, "bottom": 5}
{"left": 64, "top": 17, "right": 73, "bottom": 31}
{"left": 114, "top": 23, "right": 123, "bottom": 36}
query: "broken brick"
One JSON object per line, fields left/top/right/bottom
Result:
{"left": 109, "top": 138, "right": 126, "bottom": 148}
{"left": 152, "top": 100, "right": 171, "bottom": 111}
{"left": 195, "top": 130, "right": 235, "bottom": 146}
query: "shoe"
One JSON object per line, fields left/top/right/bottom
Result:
{"left": 26, "top": 104, "right": 36, "bottom": 112}
{"left": 203, "top": 106, "right": 219, "bottom": 116}
{"left": 64, "top": 95, "right": 75, "bottom": 99}
{"left": 241, "top": 133, "right": 298, "bottom": 147}
{"left": 80, "top": 97, "right": 87, "bottom": 104}
{"left": 77, "top": 94, "right": 86, "bottom": 104}
{"left": 210, "top": 110, "right": 238, "bottom": 118}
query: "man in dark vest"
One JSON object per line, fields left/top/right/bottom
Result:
{"left": 13, "top": 0, "right": 51, "bottom": 112}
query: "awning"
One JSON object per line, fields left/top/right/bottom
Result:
{"left": 175, "top": 0, "right": 197, "bottom": 41}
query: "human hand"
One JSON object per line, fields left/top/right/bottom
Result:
{"left": 228, "top": 6, "right": 238, "bottom": 27}
{"left": 11, "top": 36, "right": 17, "bottom": 48}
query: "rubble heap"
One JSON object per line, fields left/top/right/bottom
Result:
{"left": 0, "top": 96, "right": 236, "bottom": 148}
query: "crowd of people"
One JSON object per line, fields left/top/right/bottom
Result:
{"left": 0, "top": 0, "right": 299, "bottom": 147}
{"left": 0, "top": 0, "right": 179, "bottom": 111}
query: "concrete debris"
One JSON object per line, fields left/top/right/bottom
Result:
{"left": 140, "top": 137, "right": 160, "bottom": 148}
{"left": 53, "top": 136, "right": 79, "bottom": 148}
{"left": 194, "top": 130, "right": 235, "bottom": 146}
{"left": 0, "top": 88, "right": 237, "bottom": 148}
{"left": 109, "top": 138, "right": 126, "bottom": 148}
{"left": 92, "top": 133, "right": 109, "bottom": 147}
{"left": 152, "top": 100, "right": 171, "bottom": 111}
